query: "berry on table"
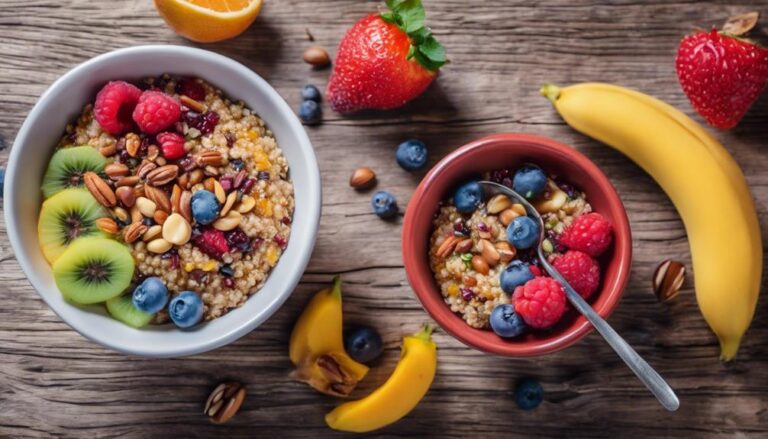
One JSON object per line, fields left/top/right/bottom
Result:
{"left": 395, "top": 139, "right": 428, "bottom": 171}
{"left": 507, "top": 216, "right": 540, "bottom": 250}
{"left": 559, "top": 212, "right": 613, "bottom": 257}
{"left": 512, "top": 277, "right": 566, "bottom": 329}
{"left": 514, "top": 378, "right": 543, "bottom": 410}
{"left": 132, "top": 90, "right": 182, "bottom": 134}
{"left": 132, "top": 276, "right": 169, "bottom": 314}
{"left": 512, "top": 165, "right": 547, "bottom": 199}
{"left": 93, "top": 81, "right": 142, "bottom": 135}
{"left": 344, "top": 326, "right": 384, "bottom": 363}
{"left": 552, "top": 250, "right": 601, "bottom": 299}
{"left": 298, "top": 100, "right": 321, "bottom": 125}
{"left": 168, "top": 291, "right": 204, "bottom": 328}
{"left": 453, "top": 181, "right": 484, "bottom": 213}
{"left": 371, "top": 191, "right": 398, "bottom": 219}
{"left": 191, "top": 190, "right": 220, "bottom": 225}
{"left": 489, "top": 304, "right": 526, "bottom": 338}
{"left": 301, "top": 84, "right": 322, "bottom": 102}
{"left": 500, "top": 260, "right": 535, "bottom": 295}
{"left": 156, "top": 131, "right": 186, "bottom": 160}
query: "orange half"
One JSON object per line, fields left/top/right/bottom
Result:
{"left": 154, "top": 0, "right": 263, "bottom": 43}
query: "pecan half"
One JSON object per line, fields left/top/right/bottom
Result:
{"left": 83, "top": 172, "right": 116, "bottom": 207}
{"left": 146, "top": 164, "right": 179, "bottom": 186}
{"left": 435, "top": 236, "right": 461, "bottom": 259}
{"left": 205, "top": 382, "right": 246, "bottom": 424}
{"left": 123, "top": 222, "right": 147, "bottom": 244}
{"left": 144, "top": 185, "right": 172, "bottom": 213}
{"left": 136, "top": 161, "right": 158, "bottom": 180}
{"left": 196, "top": 150, "right": 224, "bottom": 167}
{"left": 95, "top": 217, "right": 118, "bottom": 235}
{"left": 653, "top": 260, "right": 686, "bottom": 302}
{"left": 105, "top": 163, "right": 129, "bottom": 180}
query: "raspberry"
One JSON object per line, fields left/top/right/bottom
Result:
{"left": 552, "top": 250, "right": 600, "bottom": 299}
{"left": 176, "top": 78, "right": 206, "bottom": 101}
{"left": 513, "top": 277, "right": 566, "bottom": 329}
{"left": 156, "top": 132, "right": 186, "bottom": 160}
{"left": 529, "top": 265, "right": 542, "bottom": 277}
{"left": 93, "top": 81, "right": 142, "bottom": 134}
{"left": 132, "top": 91, "right": 181, "bottom": 134}
{"left": 559, "top": 212, "right": 613, "bottom": 257}
{"left": 192, "top": 227, "right": 230, "bottom": 260}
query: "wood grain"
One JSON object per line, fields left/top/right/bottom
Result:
{"left": 1, "top": 0, "right": 767, "bottom": 437}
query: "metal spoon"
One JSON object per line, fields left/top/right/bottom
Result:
{"left": 479, "top": 181, "right": 680, "bottom": 412}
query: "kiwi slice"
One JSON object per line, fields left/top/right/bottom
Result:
{"left": 41, "top": 146, "right": 107, "bottom": 199}
{"left": 38, "top": 188, "right": 107, "bottom": 264}
{"left": 52, "top": 237, "right": 135, "bottom": 304}
{"left": 106, "top": 295, "right": 154, "bottom": 328}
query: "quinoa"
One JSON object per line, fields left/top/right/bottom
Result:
{"left": 58, "top": 75, "right": 294, "bottom": 323}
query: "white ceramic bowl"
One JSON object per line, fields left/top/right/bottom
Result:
{"left": 5, "top": 45, "right": 321, "bottom": 357}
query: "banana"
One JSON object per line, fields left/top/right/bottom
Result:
{"left": 325, "top": 325, "right": 437, "bottom": 433}
{"left": 289, "top": 276, "right": 369, "bottom": 396}
{"left": 541, "top": 82, "right": 762, "bottom": 361}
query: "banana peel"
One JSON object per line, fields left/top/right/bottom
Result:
{"left": 325, "top": 325, "right": 437, "bottom": 433}
{"left": 289, "top": 276, "right": 369, "bottom": 396}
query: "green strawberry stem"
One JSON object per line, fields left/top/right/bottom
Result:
{"left": 381, "top": 0, "right": 446, "bottom": 71}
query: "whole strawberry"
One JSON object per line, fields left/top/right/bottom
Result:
{"left": 326, "top": 0, "right": 446, "bottom": 113}
{"left": 675, "top": 29, "right": 768, "bottom": 129}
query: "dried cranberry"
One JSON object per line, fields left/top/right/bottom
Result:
{"left": 170, "top": 253, "right": 180, "bottom": 270}
{"left": 240, "top": 178, "right": 255, "bottom": 194}
{"left": 281, "top": 216, "right": 292, "bottom": 225}
{"left": 138, "top": 135, "right": 150, "bottom": 156}
{"left": 222, "top": 277, "right": 235, "bottom": 289}
{"left": 225, "top": 133, "right": 237, "bottom": 148}
{"left": 460, "top": 288, "right": 475, "bottom": 301}
{"left": 199, "top": 112, "right": 219, "bottom": 134}
{"left": 490, "top": 169, "right": 515, "bottom": 188}
{"left": 477, "top": 222, "right": 489, "bottom": 233}
{"left": 453, "top": 220, "right": 470, "bottom": 237}
{"left": 118, "top": 148, "right": 131, "bottom": 163}
{"left": 257, "top": 171, "right": 270, "bottom": 181}
{"left": 219, "top": 175, "right": 234, "bottom": 192}
{"left": 176, "top": 78, "right": 206, "bottom": 101}
{"left": 179, "top": 156, "right": 197, "bottom": 172}
{"left": 189, "top": 269, "right": 209, "bottom": 285}
{"left": 225, "top": 228, "right": 252, "bottom": 253}
{"left": 273, "top": 235, "right": 288, "bottom": 249}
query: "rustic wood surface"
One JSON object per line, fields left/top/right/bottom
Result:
{"left": 1, "top": 0, "right": 767, "bottom": 437}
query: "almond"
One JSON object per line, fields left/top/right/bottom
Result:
{"left": 116, "top": 175, "right": 140, "bottom": 187}
{"left": 123, "top": 222, "right": 147, "bottom": 244}
{"left": 204, "top": 177, "right": 216, "bottom": 192}
{"left": 95, "top": 217, "right": 118, "bottom": 235}
{"left": 99, "top": 143, "right": 117, "bottom": 157}
{"left": 486, "top": 194, "right": 512, "bottom": 214}
{"left": 170, "top": 184, "right": 182, "bottom": 213}
{"left": 136, "top": 197, "right": 157, "bottom": 218}
{"left": 303, "top": 46, "right": 331, "bottom": 67}
{"left": 125, "top": 133, "right": 141, "bottom": 157}
{"left": 143, "top": 224, "right": 162, "bottom": 242}
{"left": 130, "top": 205, "right": 143, "bottom": 223}
{"left": 83, "top": 172, "right": 116, "bottom": 207}
{"left": 213, "top": 180, "right": 226, "bottom": 203}
{"left": 499, "top": 208, "right": 520, "bottom": 226}
{"left": 189, "top": 168, "right": 204, "bottom": 187}
{"left": 462, "top": 274, "right": 478, "bottom": 287}
{"left": 147, "top": 238, "right": 173, "bottom": 254}
{"left": 105, "top": 163, "right": 129, "bottom": 180}
{"left": 179, "top": 190, "right": 193, "bottom": 223}
{"left": 471, "top": 255, "right": 490, "bottom": 275}
{"left": 480, "top": 239, "right": 500, "bottom": 267}
{"left": 115, "top": 186, "right": 136, "bottom": 208}
{"left": 349, "top": 167, "right": 376, "bottom": 190}
{"left": 237, "top": 195, "right": 256, "bottom": 213}
{"left": 146, "top": 164, "right": 179, "bottom": 186}
{"left": 454, "top": 238, "right": 474, "bottom": 254}
{"left": 147, "top": 145, "right": 160, "bottom": 161}
{"left": 144, "top": 185, "right": 171, "bottom": 213}
{"left": 213, "top": 210, "right": 243, "bottom": 231}
{"left": 177, "top": 173, "right": 190, "bottom": 189}
{"left": 495, "top": 241, "right": 516, "bottom": 263}
{"left": 220, "top": 191, "right": 238, "bottom": 217}
{"left": 112, "top": 207, "right": 129, "bottom": 223}
{"left": 435, "top": 236, "right": 460, "bottom": 259}
{"left": 154, "top": 210, "right": 169, "bottom": 225}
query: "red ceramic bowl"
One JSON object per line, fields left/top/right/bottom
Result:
{"left": 402, "top": 133, "right": 632, "bottom": 357}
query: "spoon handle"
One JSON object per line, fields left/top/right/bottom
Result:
{"left": 542, "top": 262, "right": 680, "bottom": 411}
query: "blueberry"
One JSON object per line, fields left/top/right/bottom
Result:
{"left": 453, "top": 181, "right": 484, "bottom": 213}
{"left": 500, "top": 261, "right": 535, "bottom": 294}
{"left": 513, "top": 165, "right": 547, "bottom": 199}
{"left": 371, "top": 191, "right": 398, "bottom": 219}
{"left": 168, "top": 291, "right": 204, "bottom": 328}
{"left": 0, "top": 168, "right": 5, "bottom": 197}
{"left": 507, "top": 216, "right": 540, "bottom": 249}
{"left": 514, "top": 378, "right": 544, "bottom": 410}
{"left": 132, "top": 276, "right": 169, "bottom": 314}
{"left": 395, "top": 139, "right": 428, "bottom": 171}
{"left": 298, "top": 100, "right": 321, "bottom": 125}
{"left": 301, "top": 84, "right": 322, "bottom": 102}
{"left": 191, "top": 190, "right": 220, "bottom": 225}
{"left": 344, "top": 326, "right": 384, "bottom": 363}
{"left": 489, "top": 304, "right": 526, "bottom": 338}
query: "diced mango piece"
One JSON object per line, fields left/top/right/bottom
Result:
{"left": 265, "top": 246, "right": 279, "bottom": 266}
{"left": 184, "top": 262, "right": 195, "bottom": 272}
{"left": 202, "top": 260, "right": 218, "bottom": 272}
{"left": 256, "top": 198, "right": 273, "bottom": 217}
{"left": 447, "top": 283, "right": 460, "bottom": 297}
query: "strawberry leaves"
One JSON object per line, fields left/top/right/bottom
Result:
{"left": 381, "top": 0, "right": 446, "bottom": 71}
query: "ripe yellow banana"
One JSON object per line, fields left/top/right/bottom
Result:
{"left": 325, "top": 325, "right": 437, "bottom": 433}
{"left": 541, "top": 82, "right": 762, "bottom": 361}
{"left": 289, "top": 276, "right": 369, "bottom": 396}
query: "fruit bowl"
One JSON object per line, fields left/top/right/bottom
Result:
{"left": 402, "top": 133, "right": 632, "bottom": 357}
{"left": 5, "top": 46, "right": 321, "bottom": 357}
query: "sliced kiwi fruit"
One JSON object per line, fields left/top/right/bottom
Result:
{"left": 106, "top": 295, "right": 154, "bottom": 328}
{"left": 41, "top": 146, "right": 107, "bottom": 199}
{"left": 52, "top": 237, "right": 135, "bottom": 304}
{"left": 38, "top": 188, "right": 107, "bottom": 264}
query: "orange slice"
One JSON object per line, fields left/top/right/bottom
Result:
{"left": 154, "top": 0, "right": 263, "bottom": 43}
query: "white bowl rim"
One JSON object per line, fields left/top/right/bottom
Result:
{"left": 4, "top": 45, "right": 321, "bottom": 357}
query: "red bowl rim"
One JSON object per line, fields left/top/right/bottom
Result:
{"left": 402, "top": 133, "right": 632, "bottom": 357}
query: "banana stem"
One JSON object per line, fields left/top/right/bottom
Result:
{"left": 331, "top": 275, "right": 342, "bottom": 298}
{"left": 412, "top": 324, "right": 435, "bottom": 342}
{"left": 540, "top": 83, "right": 561, "bottom": 103}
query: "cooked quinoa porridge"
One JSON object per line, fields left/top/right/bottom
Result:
{"left": 429, "top": 166, "right": 595, "bottom": 332}
{"left": 38, "top": 75, "right": 293, "bottom": 328}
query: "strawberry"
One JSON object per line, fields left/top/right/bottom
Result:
{"left": 675, "top": 29, "right": 768, "bottom": 129}
{"left": 326, "top": 0, "right": 446, "bottom": 113}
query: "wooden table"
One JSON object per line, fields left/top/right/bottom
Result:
{"left": 1, "top": 1, "right": 767, "bottom": 437}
